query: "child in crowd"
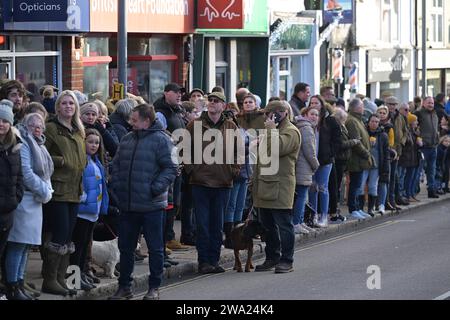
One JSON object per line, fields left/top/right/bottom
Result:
{"left": 436, "top": 135, "right": 450, "bottom": 194}
{"left": 70, "top": 129, "right": 109, "bottom": 291}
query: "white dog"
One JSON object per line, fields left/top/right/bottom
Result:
{"left": 92, "top": 238, "right": 120, "bottom": 278}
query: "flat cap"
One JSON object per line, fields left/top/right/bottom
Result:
{"left": 384, "top": 96, "right": 399, "bottom": 105}
{"left": 264, "top": 100, "right": 288, "bottom": 113}
{"left": 208, "top": 91, "right": 226, "bottom": 102}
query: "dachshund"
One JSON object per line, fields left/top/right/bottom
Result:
{"left": 230, "top": 220, "right": 267, "bottom": 272}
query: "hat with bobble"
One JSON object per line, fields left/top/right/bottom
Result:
{"left": 0, "top": 99, "right": 14, "bottom": 125}
{"left": 80, "top": 102, "right": 99, "bottom": 116}
{"left": 407, "top": 112, "right": 418, "bottom": 125}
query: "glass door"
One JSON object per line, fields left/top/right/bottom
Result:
{"left": 0, "top": 61, "right": 11, "bottom": 81}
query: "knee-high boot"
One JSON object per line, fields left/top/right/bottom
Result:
{"left": 57, "top": 242, "right": 77, "bottom": 296}
{"left": 41, "top": 242, "right": 68, "bottom": 296}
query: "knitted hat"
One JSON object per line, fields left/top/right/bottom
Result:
{"left": 80, "top": 103, "right": 99, "bottom": 116}
{"left": 407, "top": 113, "right": 417, "bottom": 125}
{"left": 0, "top": 99, "right": 14, "bottom": 125}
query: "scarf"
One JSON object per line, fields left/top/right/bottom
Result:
{"left": 19, "top": 126, "right": 54, "bottom": 182}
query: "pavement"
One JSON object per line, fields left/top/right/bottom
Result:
{"left": 16, "top": 186, "right": 450, "bottom": 300}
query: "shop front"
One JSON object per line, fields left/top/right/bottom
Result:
{"left": 85, "top": 0, "right": 195, "bottom": 102}
{"left": 367, "top": 48, "right": 413, "bottom": 101}
{"left": 193, "top": 0, "right": 269, "bottom": 104}
{"left": 0, "top": 0, "right": 90, "bottom": 99}
{"left": 417, "top": 49, "right": 450, "bottom": 97}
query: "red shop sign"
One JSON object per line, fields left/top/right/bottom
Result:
{"left": 197, "top": 0, "right": 244, "bottom": 29}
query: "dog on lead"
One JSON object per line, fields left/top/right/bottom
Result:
{"left": 230, "top": 220, "right": 267, "bottom": 272}
{"left": 92, "top": 238, "right": 120, "bottom": 278}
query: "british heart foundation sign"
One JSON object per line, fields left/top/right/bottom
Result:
{"left": 197, "top": 0, "right": 244, "bottom": 29}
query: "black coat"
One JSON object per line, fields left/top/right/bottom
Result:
{"left": 84, "top": 121, "right": 119, "bottom": 157}
{"left": 335, "top": 124, "right": 354, "bottom": 163}
{"left": 368, "top": 129, "right": 390, "bottom": 183}
{"left": 0, "top": 139, "right": 24, "bottom": 229}
{"left": 153, "top": 97, "right": 185, "bottom": 133}
{"left": 318, "top": 114, "right": 342, "bottom": 165}
{"left": 109, "top": 112, "right": 132, "bottom": 143}
{"left": 399, "top": 128, "right": 420, "bottom": 168}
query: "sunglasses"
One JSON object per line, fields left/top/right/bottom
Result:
{"left": 208, "top": 98, "right": 221, "bottom": 103}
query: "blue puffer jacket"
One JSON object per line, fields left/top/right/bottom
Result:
{"left": 111, "top": 120, "right": 177, "bottom": 213}
{"left": 78, "top": 155, "right": 109, "bottom": 222}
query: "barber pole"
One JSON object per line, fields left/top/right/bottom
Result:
{"left": 332, "top": 49, "right": 343, "bottom": 82}
{"left": 348, "top": 62, "right": 358, "bottom": 91}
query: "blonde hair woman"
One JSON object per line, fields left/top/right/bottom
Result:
{"left": 41, "top": 90, "right": 86, "bottom": 296}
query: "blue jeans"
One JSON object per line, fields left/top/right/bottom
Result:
{"left": 180, "top": 174, "right": 195, "bottom": 238}
{"left": 192, "top": 186, "right": 231, "bottom": 266}
{"left": 397, "top": 165, "right": 407, "bottom": 197}
{"left": 360, "top": 168, "right": 379, "bottom": 196}
{"left": 118, "top": 211, "right": 165, "bottom": 290}
{"left": 259, "top": 208, "right": 295, "bottom": 264}
{"left": 308, "top": 164, "right": 333, "bottom": 218}
{"left": 293, "top": 185, "right": 309, "bottom": 225}
{"left": 421, "top": 147, "right": 437, "bottom": 192}
{"left": 348, "top": 171, "right": 364, "bottom": 213}
{"left": 388, "top": 160, "right": 399, "bottom": 204}
{"left": 378, "top": 182, "right": 388, "bottom": 207}
{"left": 404, "top": 167, "right": 418, "bottom": 198}
{"left": 225, "top": 180, "right": 248, "bottom": 223}
{"left": 412, "top": 156, "right": 425, "bottom": 195}
{"left": 5, "top": 242, "right": 30, "bottom": 283}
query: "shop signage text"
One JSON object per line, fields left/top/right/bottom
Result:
{"left": 12, "top": 0, "right": 67, "bottom": 22}
{"left": 368, "top": 49, "right": 411, "bottom": 83}
{"left": 197, "top": 0, "right": 244, "bottom": 29}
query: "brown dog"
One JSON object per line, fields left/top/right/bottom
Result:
{"left": 230, "top": 220, "right": 267, "bottom": 272}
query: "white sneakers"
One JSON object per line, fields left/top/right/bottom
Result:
{"left": 294, "top": 224, "right": 310, "bottom": 234}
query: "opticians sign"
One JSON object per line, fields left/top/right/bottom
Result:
{"left": 2, "top": 0, "right": 90, "bottom": 32}
{"left": 12, "top": 0, "right": 68, "bottom": 22}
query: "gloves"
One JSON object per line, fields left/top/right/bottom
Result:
{"left": 349, "top": 139, "right": 361, "bottom": 147}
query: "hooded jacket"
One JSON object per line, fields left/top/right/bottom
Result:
{"left": 295, "top": 117, "right": 319, "bottom": 186}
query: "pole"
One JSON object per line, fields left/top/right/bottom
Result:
{"left": 118, "top": 0, "right": 127, "bottom": 93}
{"left": 421, "top": 0, "right": 426, "bottom": 98}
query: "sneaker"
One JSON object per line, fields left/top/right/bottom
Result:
{"left": 330, "top": 214, "right": 347, "bottom": 222}
{"left": 0, "top": 294, "right": 7, "bottom": 300}
{"left": 301, "top": 223, "right": 317, "bottom": 233}
{"left": 294, "top": 224, "right": 309, "bottom": 234}
{"left": 143, "top": 288, "right": 159, "bottom": 300}
{"left": 255, "top": 260, "right": 279, "bottom": 272}
{"left": 274, "top": 262, "right": 294, "bottom": 273}
{"left": 165, "top": 246, "right": 172, "bottom": 255}
{"left": 378, "top": 204, "right": 385, "bottom": 215}
{"left": 166, "top": 239, "right": 191, "bottom": 251}
{"left": 358, "top": 210, "right": 372, "bottom": 218}
{"left": 317, "top": 218, "right": 328, "bottom": 228}
{"left": 350, "top": 211, "right": 365, "bottom": 219}
{"left": 198, "top": 263, "right": 215, "bottom": 274}
{"left": 211, "top": 265, "right": 226, "bottom": 273}
{"left": 108, "top": 287, "right": 133, "bottom": 300}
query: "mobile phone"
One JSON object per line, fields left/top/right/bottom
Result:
{"left": 274, "top": 112, "right": 282, "bottom": 124}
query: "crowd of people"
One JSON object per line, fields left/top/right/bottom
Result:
{"left": 0, "top": 78, "right": 449, "bottom": 300}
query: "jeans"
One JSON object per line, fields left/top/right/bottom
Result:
{"left": 388, "top": 160, "right": 399, "bottom": 204}
{"left": 293, "top": 185, "right": 309, "bottom": 225}
{"left": 397, "top": 165, "right": 407, "bottom": 197}
{"left": 360, "top": 168, "right": 379, "bottom": 196}
{"left": 412, "top": 156, "right": 425, "bottom": 195}
{"left": 5, "top": 242, "right": 29, "bottom": 283}
{"left": 165, "top": 175, "right": 182, "bottom": 242}
{"left": 348, "top": 171, "right": 364, "bottom": 213}
{"left": 192, "top": 186, "right": 231, "bottom": 266}
{"left": 378, "top": 182, "right": 388, "bottom": 207}
{"left": 43, "top": 202, "right": 79, "bottom": 245}
{"left": 180, "top": 174, "right": 195, "bottom": 238}
{"left": 225, "top": 179, "right": 248, "bottom": 223}
{"left": 421, "top": 147, "right": 437, "bottom": 192}
{"left": 118, "top": 211, "right": 165, "bottom": 289}
{"left": 404, "top": 167, "right": 418, "bottom": 198}
{"left": 259, "top": 208, "right": 295, "bottom": 264}
{"left": 308, "top": 164, "right": 333, "bottom": 218}
{"left": 330, "top": 162, "right": 346, "bottom": 214}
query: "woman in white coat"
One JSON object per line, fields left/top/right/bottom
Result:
{"left": 5, "top": 113, "right": 53, "bottom": 300}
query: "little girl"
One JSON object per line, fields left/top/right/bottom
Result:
{"left": 436, "top": 135, "right": 450, "bottom": 194}
{"left": 70, "top": 128, "right": 109, "bottom": 291}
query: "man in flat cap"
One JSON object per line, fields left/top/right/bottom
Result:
{"left": 184, "top": 91, "right": 241, "bottom": 274}
{"left": 252, "top": 100, "right": 301, "bottom": 274}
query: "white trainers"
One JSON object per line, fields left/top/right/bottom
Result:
{"left": 378, "top": 204, "right": 385, "bottom": 215}
{"left": 294, "top": 224, "right": 309, "bottom": 234}
{"left": 0, "top": 294, "right": 7, "bottom": 300}
{"left": 301, "top": 223, "right": 317, "bottom": 233}
{"left": 317, "top": 218, "right": 328, "bottom": 228}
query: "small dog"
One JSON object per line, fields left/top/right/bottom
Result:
{"left": 230, "top": 220, "right": 267, "bottom": 272}
{"left": 92, "top": 238, "right": 120, "bottom": 278}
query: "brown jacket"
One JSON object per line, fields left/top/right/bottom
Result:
{"left": 185, "top": 112, "right": 240, "bottom": 188}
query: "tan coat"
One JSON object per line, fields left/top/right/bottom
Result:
{"left": 252, "top": 118, "right": 301, "bottom": 209}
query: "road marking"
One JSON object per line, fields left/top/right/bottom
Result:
{"left": 433, "top": 290, "right": 450, "bottom": 300}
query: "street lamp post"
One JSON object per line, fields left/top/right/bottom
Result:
{"left": 118, "top": 0, "right": 127, "bottom": 93}
{"left": 421, "top": 0, "right": 426, "bottom": 98}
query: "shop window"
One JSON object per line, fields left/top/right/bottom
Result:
{"left": 15, "top": 36, "right": 56, "bottom": 52}
{"left": 237, "top": 41, "right": 251, "bottom": 88}
{"left": 149, "top": 37, "right": 174, "bottom": 55}
{"left": 83, "top": 37, "right": 111, "bottom": 101}
{"left": 84, "top": 37, "right": 109, "bottom": 57}
{"left": 16, "top": 56, "right": 57, "bottom": 99}
{"left": 0, "top": 35, "right": 10, "bottom": 51}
